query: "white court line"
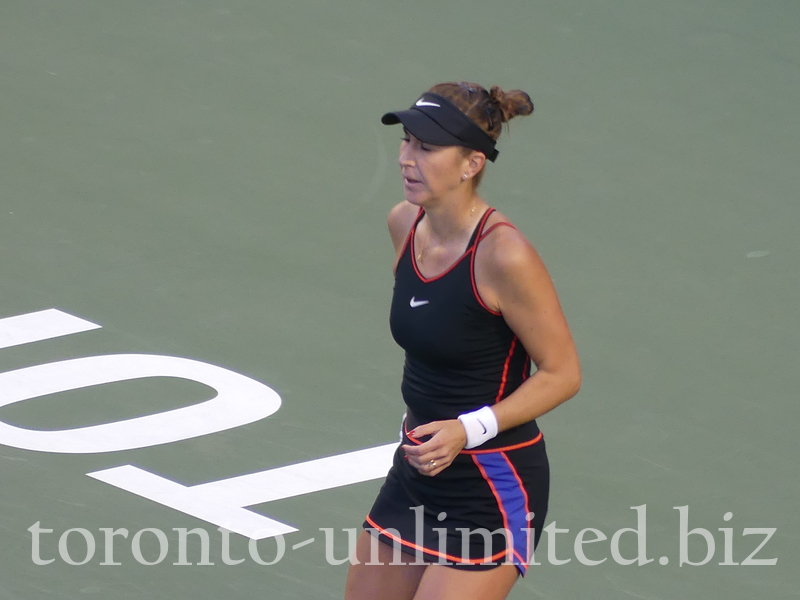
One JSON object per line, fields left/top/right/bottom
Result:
{"left": 0, "top": 309, "right": 100, "bottom": 350}
{"left": 191, "top": 442, "right": 397, "bottom": 506}
{"left": 89, "top": 443, "right": 397, "bottom": 540}
{"left": 89, "top": 464, "right": 299, "bottom": 539}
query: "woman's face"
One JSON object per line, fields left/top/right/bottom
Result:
{"left": 398, "top": 130, "right": 471, "bottom": 205}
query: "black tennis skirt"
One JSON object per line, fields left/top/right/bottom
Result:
{"left": 364, "top": 421, "right": 549, "bottom": 576}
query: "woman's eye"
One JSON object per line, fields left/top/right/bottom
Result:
{"left": 399, "top": 136, "right": 431, "bottom": 151}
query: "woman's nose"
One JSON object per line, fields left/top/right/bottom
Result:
{"left": 399, "top": 145, "right": 414, "bottom": 167}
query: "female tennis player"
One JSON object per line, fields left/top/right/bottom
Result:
{"left": 344, "top": 82, "right": 581, "bottom": 600}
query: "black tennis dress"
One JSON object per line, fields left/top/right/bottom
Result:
{"left": 364, "top": 208, "right": 549, "bottom": 575}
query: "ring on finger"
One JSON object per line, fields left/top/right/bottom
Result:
{"left": 428, "top": 459, "right": 437, "bottom": 468}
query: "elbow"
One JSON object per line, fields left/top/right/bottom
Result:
{"left": 541, "top": 363, "right": 581, "bottom": 401}
{"left": 564, "top": 362, "right": 582, "bottom": 399}
{"left": 563, "top": 374, "right": 581, "bottom": 400}
{"left": 570, "top": 371, "right": 582, "bottom": 398}
{"left": 537, "top": 356, "right": 582, "bottom": 401}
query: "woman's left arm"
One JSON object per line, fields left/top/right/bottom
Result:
{"left": 482, "top": 226, "right": 581, "bottom": 431}
{"left": 403, "top": 227, "right": 581, "bottom": 475}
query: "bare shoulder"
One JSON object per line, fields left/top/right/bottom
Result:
{"left": 481, "top": 213, "right": 548, "bottom": 277}
{"left": 387, "top": 201, "right": 420, "bottom": 253}
{"left": 475, "top": 212, "right": 555, "bottom": 311}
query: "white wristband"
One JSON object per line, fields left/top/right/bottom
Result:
{"left": 458, "top": 406, "right": 499, "bottom": 449}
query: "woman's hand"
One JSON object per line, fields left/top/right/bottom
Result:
{"left": 401, "top": 419, "right": 467, "bottom": 477}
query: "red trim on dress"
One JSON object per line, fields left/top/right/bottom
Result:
{"left": 477, "top": 221, "right": 516, "bottom": 244}
{"left": 404, "top": 421, "right": 543, "bottom": 454}
{"left": 501, "top": 451, "right": 533, "bottom": 565}
{"left": 464, "top": 432, "right": 543, "bottom": 454}
{"left": 471, "top": 455, "right": 516, "bottom": 561}
{"left": 364, "top": 515, "right": 510, "bottom": 564}
{"left": 397, "top": 207, "right": 425, "bottom": 264}
{"left": 470, "top": 219, "right": 516, "bottom": 315}
{"left": 494, "top": 337, "right": 518, "bottom": 403}
{"left": 469, "top": 219, "right": 516, "bottom": 316}
{"left": 468, "top": 212, "right": 504, "bottom": 315}
{"left": 411, "top": 208, "right": 495, "bottom": 284}
{"left": 411, "top": 241, "right": 474, "bottom": 283}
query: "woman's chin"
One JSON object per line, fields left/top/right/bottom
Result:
{"left": 403, "top": 189, "right": 428, "bottom": 205}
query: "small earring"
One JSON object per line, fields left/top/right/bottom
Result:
{"left": 462, "top": 174, "right": 468, "bottom": 181}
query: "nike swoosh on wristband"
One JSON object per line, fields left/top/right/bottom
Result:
{"left": 479, "top": 421, "right": 487, "bottom": 434}
{"left": 409, "top": 297, "right": 429, "bottom": 308}
{"left": 415, "top": 100, "right": 440, "bottom": 108}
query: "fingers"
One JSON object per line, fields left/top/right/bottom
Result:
{"left": 425, "top": 460, "right": 446, "bottom": 477}
{"left": 401, "top": 439, "right": 445, "bottom": 475}
{"left": 401, "top": 437, "right": 452, "bottom": 476}
{"left": 402, "top": 450, "right": 448, "bottom": 476}
{"left": 401, "top": 419, "right": 468, "bottom": 477}
{"left": 408, "top": 421, "right": 441, "bottom": 439}
{"left": 403, "top": 425, "right": 442, "bottom": 457}
{"left": 401, "top": 438, "right": 443, "bottom": 463}
{"left": 404, "top": 421, "right": 466, "bottom": 456}
{"left": 401, "top": 444, "right": 438, "bottom": 465}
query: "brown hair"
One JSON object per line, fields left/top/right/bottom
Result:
{"left": 428, "top": 81, "right": 534, "bottom": 141}
{"left": 427, "top": 82, "right": 533, "bottom": 185}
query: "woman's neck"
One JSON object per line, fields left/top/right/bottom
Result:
{"left": 421, "top": 192, "right": 487, "bottom": 243}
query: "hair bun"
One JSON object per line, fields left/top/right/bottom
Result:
{"left": 489, "top": 86, "right": 534, "bottom": 123}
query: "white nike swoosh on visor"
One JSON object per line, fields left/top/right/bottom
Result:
{"left": 410, "top": 297, "right": 430, "bottom": 308}
{"left": 415, "top": 100, "right": 440, "bottom": 107}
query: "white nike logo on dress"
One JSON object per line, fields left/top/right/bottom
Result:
{"left": 410, "top": 297, "right": 430, "bottom": 308}
{"left": 415, "top": 100, "right": 440, "bottom": 108}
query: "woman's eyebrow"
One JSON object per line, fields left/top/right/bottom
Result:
{"left": 401, "top": 127, "right": 420, "bottom": 142}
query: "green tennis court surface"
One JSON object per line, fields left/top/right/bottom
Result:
{"left": 1, "top": 1, "right": 798, "bottom": 598}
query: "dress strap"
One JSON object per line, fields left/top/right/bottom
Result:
{"left": 467, "top": 208, "right": 496, "bottom": 249}
{"left": 468, "top": 210, "right": 516, "bottom": 316}
{"left": 408, "top": 207, "right": 427, "bottom": 239}
{"left": 477, "top": 221, "right": 516, "bottom": 244}
{"left": 413, "top": 207, "right": 426, "bottom": 226}
{"left": 399, "top": 207, "right": 427, "bottom": 260}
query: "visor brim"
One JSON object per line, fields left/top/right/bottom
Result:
{"left": 381, "top": 109, "right": 464, "bottom": 148}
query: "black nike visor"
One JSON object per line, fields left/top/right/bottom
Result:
{"left": 381, "top": 93, "right": 499, "bottom": 162}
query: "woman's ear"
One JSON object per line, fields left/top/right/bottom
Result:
{"left": 465, "top": 151, "right": 486, "bottom": 179}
